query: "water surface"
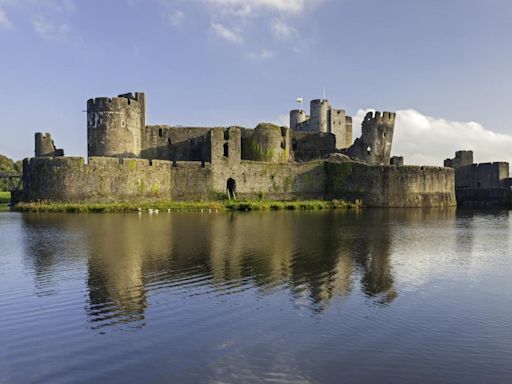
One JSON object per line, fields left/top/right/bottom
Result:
{"left": 1, "top": 209, "right": 512, "bottom": 383}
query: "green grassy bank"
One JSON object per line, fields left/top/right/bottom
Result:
{"left": 0, "top": 191, "right": 11, "bottom": 212}
{"left": 14, "top": 199, "right": 361, "bottom": 213}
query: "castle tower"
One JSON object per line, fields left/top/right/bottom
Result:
{"left": 290, "top": 109, "right": 307, "bottom": 131}
{"left": 87, "top": 92, "right": 146, "bottom": 158}
{"left": 347, "top": 111, "right": 395, "bottom": 166}
{"left": 35, "top": 133, "right": 64, "bottom": 157}
{"left": 35, "top": 133, "right": 56, "bottom": 157}
{"left": 329, "top": 109, "right": 353, "bottom": 149}
{"left": 309, "top": 99, "right": 330, "bottom": 133}
{"left": 242, "top": 124, "right": 291, "bottom": 163}
{"left": 444, "top": 150, "right": 474, "bottom": 168}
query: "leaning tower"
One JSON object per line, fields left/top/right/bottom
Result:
{"left": 347, "top": 111, "right": 395, "bottom": 165}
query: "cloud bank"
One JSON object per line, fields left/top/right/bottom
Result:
{"left": 352, "top": 109, "right": 512, "bottom": 166}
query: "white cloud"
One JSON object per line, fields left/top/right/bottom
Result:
{"left": 352, "top": 109, "right": 512, "bottom": 167}
{"left": 271, "top": 17, "right": 297, "bottom": 39}
{"left": 248, "top": 48, "right": 274, "bottom": 60}
{"left": 202, "top": 0, "right": 319, "bottom": 50}
{"left": 211, "top": 20, "right": 243, "bottom": 44}
{"left": 167, "top": 9, "right": 185, "bottom": 27}
{"left": 0, "top": 6, "right": 10, "bottom": 28}
{"left": 205, "top": 0, "right": 318, "bottom": 16}
{"left": 32, "top": 15, "right": 69, "bottom": 40}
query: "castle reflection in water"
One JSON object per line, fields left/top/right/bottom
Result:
{"left": 20, "top": 208, "right": 464, "bottom": 330}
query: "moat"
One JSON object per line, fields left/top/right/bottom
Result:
{"left": 1, "top": 209, "right": 512, "bottom": 383}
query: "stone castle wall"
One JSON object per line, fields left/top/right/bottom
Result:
{"left": 211, "top": 160, "right": 326, "bottom": 200}
{"left": 141, "top": 126, "right": 212, "bottom": 162}
{"left": 292, "top": 132, "right": 336, "bottom": 162}
{"left": 171, "top": 162, "right": 213, "bottom": 200}
{"left": 325, "top": 162, "right": 456, "bottom": 207}
{"left": 22, "top": 157, "right": 172, "bottom": 202}
{"left": 21, "top": 156, "right": 456, "bottom": 207}
{"left": 454, "top": 162, "right": 509, "bottom": 189}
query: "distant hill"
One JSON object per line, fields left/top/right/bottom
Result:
{"left": 0, "top": 155, "right": 21, "bottom": 191}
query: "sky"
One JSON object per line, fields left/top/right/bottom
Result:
{"left": 1, "top": 0, "right": 512, "bottom": 165}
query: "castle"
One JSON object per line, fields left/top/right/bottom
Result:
{"left": 19, "top": 92, "right": 456, "bottom": 207}
{"left": 444, "top": 150, "right": 512, "bottom": 207}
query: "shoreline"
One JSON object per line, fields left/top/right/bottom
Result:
{"left": 12, "top": 199, "right": 362, "bottom": 213}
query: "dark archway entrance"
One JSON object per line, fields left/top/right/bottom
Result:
{"left": 227, "top": 178, "right": 236, "bottom": 200}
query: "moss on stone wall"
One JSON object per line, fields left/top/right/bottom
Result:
{"left": 327, "top": 162, "right": 354, "bottom": 190}
{"left": 128, "top": 159, "right": 137, "bottom": 171}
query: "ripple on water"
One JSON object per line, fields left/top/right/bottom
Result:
{"left": 1, "top": 210, "right": 512, "bottom": 383}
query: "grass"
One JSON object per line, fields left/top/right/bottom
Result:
{"left": 0, "top": 191, "right": 10, "bottom": 204}
{"left": 0, "top": 191, "right": 10, "bottom": 212}
{"left": 14, "top": 199, "right": 361, "bottom": 213}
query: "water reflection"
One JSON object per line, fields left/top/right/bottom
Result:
{"left": 21, "top": 208, "right": 458, "bottom": 330}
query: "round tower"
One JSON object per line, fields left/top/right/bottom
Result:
{"left": 244, "top": 123, "right": 290, "bottom": 163}
{"left": 87, "top": 96, "right": 143, "bottom": 158}
{"left": 310, "top": 99, "right": 330, "bottom": 132}
{"left": 35, "top": 133, "right": 55, "bottom": 157}
{"left": 290, "top": 109, "right": 307, "bottom": 131}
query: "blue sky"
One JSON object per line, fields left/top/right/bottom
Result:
{"left": 1, "top": 0, "right": 512, "bottom": 164}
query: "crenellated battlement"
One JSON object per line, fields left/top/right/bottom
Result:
{"left": 87, "top": 96, "right": 141, "bottom": 110}
{"left": 311, "top": 99, "right": 329, "bottom": 105}
{"left": 363, "top": 111, "right": 396, "bottom": 125}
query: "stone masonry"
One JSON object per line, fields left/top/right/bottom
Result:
{"left": 20, "top": 92, "right": 456, "bottom": 208}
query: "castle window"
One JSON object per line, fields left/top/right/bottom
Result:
{"left": 159, "top": 128, "right": 163, "bottom": 138}
{"left": 281, "top": 140, "right": 286, "bottom": 150}
{"left": 367, "top": 146, "right": 372, "bottom": 155}
{"left": 223, "top": 143, "right": 229, "bottom": 158}
{"left": 168, "top": 138, "right": 171, "bottom": 145}
{"left": 224, "top": 130, "right": 230, "bottom": 140}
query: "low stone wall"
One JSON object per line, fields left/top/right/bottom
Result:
{"left": 325, "top": 162, "right": 456, "bottom": 207}
{"left": 22, "top": 157, "right": 172, "bottom": 202}
{"left": 171, "top": 162, "right": 213, "bottom": 200}
{"left": 456, "top": 188, "right": 512, "bottom": 208}
{"left": 21, "top": 156, "right": 457, "bottom": 207}
{"left": 211, "top": 160, "right": 326, "bottom": 200}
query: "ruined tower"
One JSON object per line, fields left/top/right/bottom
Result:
{"left": 347, "top": 111, "right": 395, "bottom": 166}
{"left": 35, "top": 133, "right": 64, "bottom": 157}
{"left": 87, "top": 92, "right": 146, "bottom": 158}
